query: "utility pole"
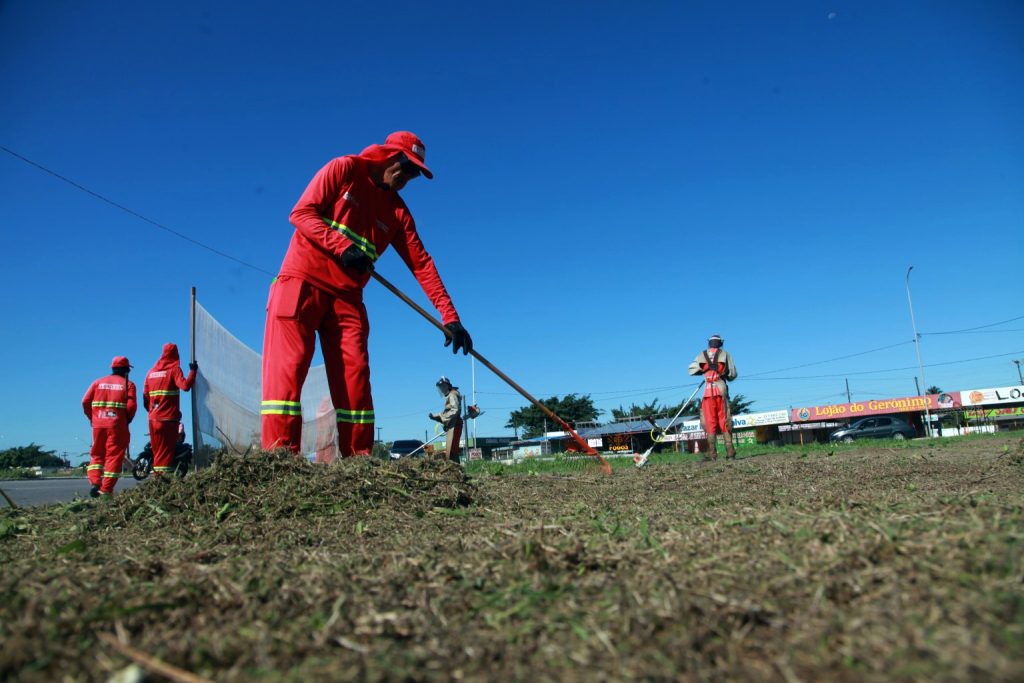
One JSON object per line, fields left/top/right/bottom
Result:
{"left": 914, "top": 376, "right": 921, "bottom": 396}
{"left": 845, "top": 378, "right": 852, "bottom": 404}
{"left": 376, "top": 427, "right": 382, "bottom": 443}
{"left": 1015, "top": 360, "right": 1023, "bottom": 385}
{"left": 906, "top": 266, "right": 932, "bottom": 436}
{"left": 471, "top": 356, "right": 477, "bottom": 447}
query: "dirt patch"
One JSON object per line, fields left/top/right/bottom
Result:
{"left": 2, "top": 437, "right": 1022, "bottom": 681}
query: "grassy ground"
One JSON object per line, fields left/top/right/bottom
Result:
{"left": 2, "top": 434, "right": 1022, "bottom": 682}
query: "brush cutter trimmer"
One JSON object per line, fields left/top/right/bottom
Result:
{"left": 404, "top": 405, "right": 483, "bottom": 459}
{"left": 634, "top": 381, "right": 704, "bottom": 469}
{"left": 402, "top": 432, "right": 446, "bottom": 459}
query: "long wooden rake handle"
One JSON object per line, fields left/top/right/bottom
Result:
{"left": 370, "top": 271, "right": 610, "bottom": 474}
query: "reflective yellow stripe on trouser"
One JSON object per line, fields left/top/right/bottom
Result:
{"left": 336, "top": 409, "right": 374, "bottom": 424}
{"left": 261, "top": 400, "right": 302, "bottom": 416}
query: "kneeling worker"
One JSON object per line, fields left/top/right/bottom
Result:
{"left": 429, "top": 376, "right": 463, "bottom": 464}
{"left": 688, "top": 334, "right": 738, "bottom": 460}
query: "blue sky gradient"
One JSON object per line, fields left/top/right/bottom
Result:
{"left": 1, "top": 1, "right": 1022, "bottom": 459}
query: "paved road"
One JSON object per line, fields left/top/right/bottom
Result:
{"left": 0, "top": 477, "right": 142, "bottom": 508}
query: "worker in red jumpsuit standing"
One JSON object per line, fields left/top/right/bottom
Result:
{"left": 262, "top": 131, "right": 472, "bottom": 457}
{"left": 143, "top": 343, "right": 197, "bottom": 477}
{"left": 688, "top": 334, "right": 739, "bottom": 460}
{"left": 82, "top": 356, "right": 137, "bottom": 497}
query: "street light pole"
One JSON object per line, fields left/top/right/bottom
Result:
{"left": 1014, "top": 360, "right": 1023, "bottom": 385}
{"left": 906, "top": 266, "right": 931, "bottom": 436}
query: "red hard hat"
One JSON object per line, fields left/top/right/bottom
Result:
{"left": 111, "top": 356, "right": 133, "bottom": 369}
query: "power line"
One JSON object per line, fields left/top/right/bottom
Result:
{"left": 8, "top": 143, "right": 1020, "bottom": 412}
{"left": 743, "top": 315, "right": 1022, "bottom": 379}
{"left": 743, "top": 340, "right": 915, "bottom": 378}
{"left": 1, "top": 144, "right": 275, "bottom": 277}
{"left": 922, "top": 314, "right": 1024, "bottom": 335}
{"left": 921, "top": 328, "right": 1024, "bottom": 337}
{"left": 740, "top": 349, "right": 1023, "bottom": 381}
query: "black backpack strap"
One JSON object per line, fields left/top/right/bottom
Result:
{"left": 703, "top": 350, "right": 719, "bottom": 375}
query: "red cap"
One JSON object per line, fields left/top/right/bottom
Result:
{"left": 380, "top": 131, "right": 433, "bottom": 179}
{"left": 111, "top": 356, "right": 133, "bottom": 369}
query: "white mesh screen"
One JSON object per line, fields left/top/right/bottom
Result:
{"left": 193, "top": 302, "right": 338, "bottom": 463}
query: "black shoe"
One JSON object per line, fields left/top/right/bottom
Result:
{"left": 89, "top": 485, "right": 100, "bottom": 498}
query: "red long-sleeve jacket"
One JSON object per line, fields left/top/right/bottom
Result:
{"left": 278, "top": 154, "right": 460, "bottom": 325}
{"left": 143, "top": 343, "right": 196, "bottom": 422}
{"left": 82, "top": 374, "right": 137, "bottom": 428}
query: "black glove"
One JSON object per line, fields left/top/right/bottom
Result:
{"left": 340, "top": 245, "right": 374, "bottom": 273}
{"left": 189, "top": 361, "right": 198, "bottom": 371}
{"left": 429, "top": 413, "right": 440, "bottom": 422}
{"left": 443, "top": 321, "right": 472, "bottom": 355}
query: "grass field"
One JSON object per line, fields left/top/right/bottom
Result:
{"left": 2, "top": 434, "right": 1022, "bottom": 681}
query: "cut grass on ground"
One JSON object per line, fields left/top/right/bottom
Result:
{"left": 2, "top": 435, "right": 1022, "bottom": 682}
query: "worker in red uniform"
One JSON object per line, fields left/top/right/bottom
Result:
{"left": 143, "top": 343, "right": 197, "bottom": 477}
{"left": 688, "top": 334, "right": 739, "bottom": 460}
{"left": 82, "top": 356, "right": 137, "bottom": 497}
{"left": 262, "top": 131, "right": 472, "bottom": 457}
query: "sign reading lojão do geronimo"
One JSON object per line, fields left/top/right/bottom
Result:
{"left": 790, "top": 392, "right": 961, "bottom": 423}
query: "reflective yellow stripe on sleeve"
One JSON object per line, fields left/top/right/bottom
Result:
{"left": 320, "top": 216, "right": 379, "bottom": 260}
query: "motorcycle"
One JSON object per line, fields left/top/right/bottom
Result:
{"left": 131, "top": 441, "right": 193, "bottom": 481}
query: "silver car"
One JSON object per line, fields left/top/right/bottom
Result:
{"left": 829, "top": 416, "right": 917, "bottom": 442}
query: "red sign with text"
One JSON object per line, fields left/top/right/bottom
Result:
{"left": 791, "top": 392, "right": 961, "bottom": 423}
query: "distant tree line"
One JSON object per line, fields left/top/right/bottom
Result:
{"left": 505, "top": 394, "right": 602, "bottom": 439}
{"left": 611, "top": 394, "right": 754, "bottom": 421}
{"left": 504, "top": 393, "right": 755, "bottom": 439}
{"left": 0, "top": 444, "right": 69, "bottom": 469}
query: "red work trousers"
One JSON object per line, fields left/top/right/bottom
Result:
{"left": 88, "top": 426, "right": 128, "bottom": 495}
{"left": 702, "top": 396, "right": 731, "bottom": 436}
{"left": 261, "top": 276, "right": 374, "bottom": 457}
{"left": 444, "top": 418, "right": 463, "bottom": 464}
{"left": 150, "top": 420, "right": 180, "bottom": 476}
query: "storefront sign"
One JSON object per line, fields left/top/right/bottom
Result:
{"left": 604, "top": 433, "right": 633, "bottom": 452}
{"left": 660, "top": 413, "right": 789, "bottom": 440}
{"left": 964, "top": 406, "right": 1024, "bottom": 419}
{"left": 790, "top": 392, "right": 960, "bottom": 422}
{"left": 960, "top": 386, "right": 1024, "bottom": 407}
{"left": 731, "top": 410, "right": 790, "bottom": 428}
{"left": 514, "top": 445, "right": 543, "bottom": 458}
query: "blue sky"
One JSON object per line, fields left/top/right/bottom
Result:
{"left": 2, "top": 1, "right": 1022, "bottom": 460}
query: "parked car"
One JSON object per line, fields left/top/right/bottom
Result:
{"left": 388, "top": 439, "right": 425, "bottom": 459}
{"left": 829, "top": 416, "right": 916, "bottom": 442}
